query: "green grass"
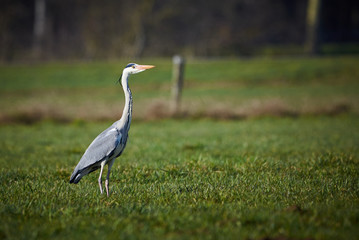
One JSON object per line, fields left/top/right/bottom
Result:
{"left": 0, "top": 116, "right": 358, "bottom": 239}
{"left": 0, "top": 56, "right": 358, "bottom": 122}
{"left": 0, "top": 56, "right": 358, "bottom": 239}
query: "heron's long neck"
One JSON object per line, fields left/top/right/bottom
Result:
{"left": 116, "top": 72, "right": 133, "bottom": 130}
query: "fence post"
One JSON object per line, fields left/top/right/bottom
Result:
{"left": 171, "top": 55, "right": 185, "bottom": 114}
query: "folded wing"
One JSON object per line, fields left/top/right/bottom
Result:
{"left": 69, "top": 125, "right": 122, "bottom": 183}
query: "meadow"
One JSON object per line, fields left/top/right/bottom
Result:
{"left": 1, "top": 56, "right": 358, "bottom": 122}
{"left": 0, "top": 56, "right": 358, "bottom": 239}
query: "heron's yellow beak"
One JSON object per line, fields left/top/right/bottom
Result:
{"left": 137, "top": 65, "right": 155, "bottom": 70}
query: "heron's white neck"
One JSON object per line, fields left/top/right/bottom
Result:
{"left": 116, "top": 71, "right": 133, "bottom": 130}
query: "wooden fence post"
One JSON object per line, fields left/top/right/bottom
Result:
{"left": 171, "top": 55, "right": 185, "bottom": 114}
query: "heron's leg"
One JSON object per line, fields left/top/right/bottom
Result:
{"left": 105, "top": 159, "right": 115, "bottom": 197}
{"left": 98, "top": 161, "right": 106, "bottom": 194}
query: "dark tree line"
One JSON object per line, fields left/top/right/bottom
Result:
{"left": 0, "top": 0, "right": 358, "bottom": 61}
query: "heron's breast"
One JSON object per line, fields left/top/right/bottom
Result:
{"left": 111, "top": 134, "right": 127, "bottom": 159}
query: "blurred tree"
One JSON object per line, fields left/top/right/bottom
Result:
{"left": 32, "top": 0, "right": 46, "bottom": 59}
{"left": 0, "top": 0, "right": 358, "bottom": 61}
{"left": 305, "top": 0, "right": 322, "bottom": 54}
{"left": 132, "top": 0, "right": 155, "bottom": 58}
{"left": 0, "top": 0, "right": 33, "bottom": 61}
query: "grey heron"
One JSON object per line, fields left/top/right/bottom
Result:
{"left": 69, "top": 63, "right": 155, "bottom": 196}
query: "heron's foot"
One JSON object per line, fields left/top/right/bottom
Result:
{"left": 98, "top": 178, "right": 103, "bottom": 194}
{"left": 105, "top": 179, "right": 109, "bottom": 197}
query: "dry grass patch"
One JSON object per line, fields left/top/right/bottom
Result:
{"left": 0, "top": 97, "right": 354, "bottom": 124}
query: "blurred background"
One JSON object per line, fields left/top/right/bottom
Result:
{"left": 0, "top": 0, "right": 359, "bottom": 123}
{"left": 1, "top": 0, "right": 359, "bottom": 61}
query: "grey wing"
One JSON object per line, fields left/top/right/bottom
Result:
{"left": 69, "top": 125, "right": 122, "bottom": 183}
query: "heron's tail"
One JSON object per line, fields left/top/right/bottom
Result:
{"left": 69, "top": 171, "right": 82, "bottom": 184}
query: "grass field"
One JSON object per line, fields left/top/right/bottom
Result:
{"left": 1, "top": 56, "right": 358, "bottom": 122}
{"left": 0, "top": 56, "right": 358, "bottom": 239}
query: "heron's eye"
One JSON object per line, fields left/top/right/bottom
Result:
{"left": 132, "top": 66, "right": 136, "bottom": 69}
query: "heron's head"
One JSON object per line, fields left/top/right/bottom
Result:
{"left": 124, "top": 63, "right": 155, "bottom": 75}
